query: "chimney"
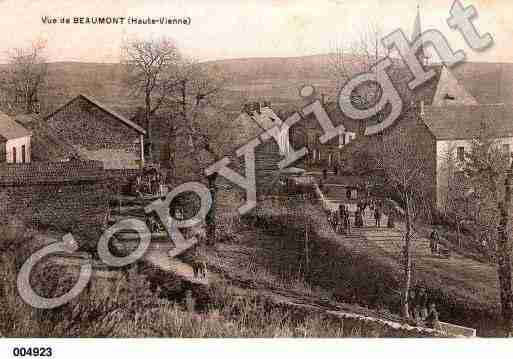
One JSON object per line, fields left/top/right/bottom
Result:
{"left": 321, "top": 93, "right": 326, "bottom": 105}
{"left": 242, "top": 103, "right": 252, "bottom": 115}
{"left": 419, "top": 100, "right": 425, "bottom": 122}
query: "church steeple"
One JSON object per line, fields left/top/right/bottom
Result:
{"left": 412, "top": 4, "right": 429, "bottom": 66}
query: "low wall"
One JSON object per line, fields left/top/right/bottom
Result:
{"left": 0, "top": 160, "right": 109, "bottom": 245}
{"left": 105, "top": 168, "right": 140, "bottom": 194}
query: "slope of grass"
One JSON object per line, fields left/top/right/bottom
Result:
{"left": 209, "top": 197, "right": 501, "bottom": 336}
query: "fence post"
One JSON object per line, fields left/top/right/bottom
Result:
{"left": 305, "top": 220, "right": 310, "bottom": 280}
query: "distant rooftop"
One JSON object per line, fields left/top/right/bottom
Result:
{"left": 0, "top": 112, "right": 31, "bottom": 142}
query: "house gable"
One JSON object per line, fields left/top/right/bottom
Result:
{"left": 432, "top": 66, "right": 478, "bottom": 106}
{"left": 41, "top": 95, "right": 144, "bottom": 168}
{"left": 45, "top": 95, "right": 142, "bottom": 152}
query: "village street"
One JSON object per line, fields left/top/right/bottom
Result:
{"left": 315, "top": 175, "right": 500, "bottom": 335}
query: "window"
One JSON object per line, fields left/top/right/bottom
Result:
{"left": 144, "top": 142, "right": 152, "bottom": 157}
{"left": 21, "top": 145, "right": 26, "bottom": 163}
{"left": 457, "top": 146, "right": 465, "bottom": 161}
{"left": 338, "top": 132, "right": 346, "bottom": 148}
{"left": 503, "top": 143, "right": 510, "bottom": 155}
{"left": 12, "top": 147, "right": 16, "bottom": 163}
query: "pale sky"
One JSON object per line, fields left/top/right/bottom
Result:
{"left": 0, "top": 0, "right": 511, "bottom": 63}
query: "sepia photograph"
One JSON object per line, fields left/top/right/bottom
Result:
{"left": 0, "top": 0, "right": 513, "bottom": 355}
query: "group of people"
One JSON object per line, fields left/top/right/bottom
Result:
{"left": 146, "top": 213, "right": 165, "bottom": 233}
{"left": 327, "top": 199, "right": 396, "bottom": 233}
{"left": 371, "top": 200, "right": 396, "bottom": 229}
{"left": 408, "top": 288, "right": 441, "bottom": 329}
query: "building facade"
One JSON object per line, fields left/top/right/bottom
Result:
{"left": 0, "top": 112, "right": 32, "bottom": 164}
{"left": 42, "top": 94, "right": 145, "bottom": 169}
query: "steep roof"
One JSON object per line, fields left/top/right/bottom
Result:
{"left": 25, "top": 120, "right": 79, "bottom": 161}
{"left": 250, "top": 106, "right": 283, "bottom": 131}
{"left": 228, "top": 105, "right": 284, "bottom": 149}
{"left": 322, "top": 64, "right": 442, "bottom": 135}
{"left": 450, "top": 62, "right": 513, "bottom": 105}
{"left": 423, "top": 104, "right": 513, "bottom": 140}
{"left": 0, "top": 112, "right": 32, "bottom": 142}
{"left": 44, "top": 94, "right": 146, "bottom": 135}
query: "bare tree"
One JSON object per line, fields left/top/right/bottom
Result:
{"left": 382, "top": 125, "right": 429, "bottom": 319}
{"left": 498, "top": 160, "right": 513, "bottom": 336}
{"left": 463, "top": 123, "right": 511, "bottom": 336}
{"left": 438, "top": 144, "right": 472, "bottom": 247}
{"left": 2, "top": 40, "right": 48, "bottom": 114}
{"left": 327, "top": 23, "right": 385, "bottom": 108}
{"left": 123, "top": 36, "right": 231, "bottom": 243}
{"left": 164, "top": 60, "right": 230, "bottom": 244}
{"left": 122, "top": 37, "right": 181, "bottom": 157}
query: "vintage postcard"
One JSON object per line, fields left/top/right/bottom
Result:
{"left": 0, "top": 0, "right": 512, "bottom": 355}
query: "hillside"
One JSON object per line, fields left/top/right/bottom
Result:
{"left": 1, "top": 55, "right": 344, "bottom": 118}
{"left": 4, "top": 56, "right": 513, "bottom": 121}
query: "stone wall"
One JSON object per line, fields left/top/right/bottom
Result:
{"left": 105, "top": 168, "right": 141, "bottom": 194}
{"left": 0, "top": 160, "right": 109, "bottom": 245}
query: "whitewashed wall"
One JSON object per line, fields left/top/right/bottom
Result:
{"left": 5, "top": 136, "right": 31, "bottom": 163}
{"left": 435, "top": 137, "right": 513, "bottom": 210}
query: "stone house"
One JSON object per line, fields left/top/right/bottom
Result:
{"left": 171, "top": 102, "right": 286, "bottom": 215}
{"left": 424, "top": 105, "right": 513, "bottom": 212}
{"left": 216, "top": 102, "right": 286, "bottom": 212}
{"left": 41, "top": 94, "right": 146, "bottom": 169}
{"left": 336, "top": 59, "right": 513, "bottom": 216}
{"left": 0, "top": 112, "right": 32, "bottom": 164}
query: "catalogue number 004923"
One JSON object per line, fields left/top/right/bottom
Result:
{"left": 12, "top": 347, "right": 52, "bottom": 357}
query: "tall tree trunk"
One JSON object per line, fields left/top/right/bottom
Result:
{"left": 401, "top": 191, "right": 413, "bottom": 319}
{"left": 498, "top": 166, "right": 513, "bottom": 336}
{"left": 145, "top": 92, "right": 152, "bottom": 161}
{"left": 24, "top": 88, "right": 34, "bottom": 114}
{"left": 181, "top": 79, "right": 187, "bottom": 123}
{"left": 206, "top": 173, "right": 218, "bottom": 245}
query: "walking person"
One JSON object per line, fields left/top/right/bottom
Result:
{"left": 338, "top": 204, "right": 345, "bottom": 234}
{"left": 374, "top": 205, "right": 382, "bottom": 228}
{"left": 355, "top": 209, "right": 363, "bottom": 228}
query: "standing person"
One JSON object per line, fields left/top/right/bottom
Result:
{"left": 338, "top": 204, "right": 345, "bottom": 234}
{"left": 355, "top": 209, "right": 363, "bottom": 228}
{"left": 426, "top": 303, "right": 441, "bottom": 330}
{"left": 333, "top": 164, "right": 339, "bottom": 176}
{"left": 322, "top": 168, "right": 328, "bottom": 181}
{"left": 345, "top": 205, "right": 351, "bottom": 235}
{"left": 387, "top": 209, "right": 395, "bottom": 228}
{"left": 430, "top": 230, "right": 439, "bottom": 255}
{"left": 374, "top": 205, "right": 382, "bottom": 228}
